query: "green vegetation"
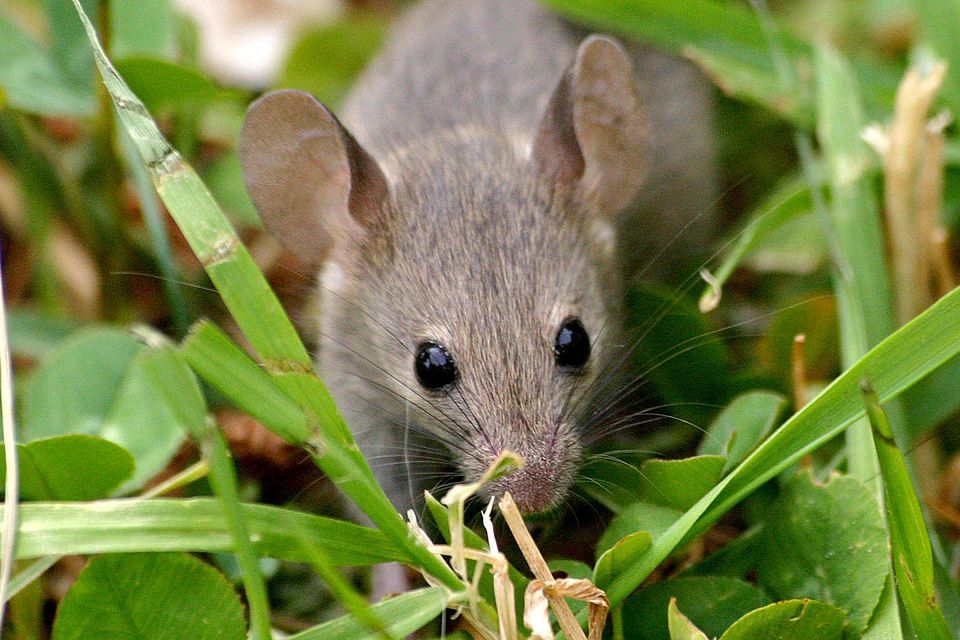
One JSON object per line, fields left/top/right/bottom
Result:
{"left": 0, "top": 0, "right": 958, "bottom": 638}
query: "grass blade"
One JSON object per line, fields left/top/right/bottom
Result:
{"left": 180, "top": 321, "right": 313, "bottom": 445}
{"left": 861, "top": 381, "right": 953, "bottom": 639}
{"left": 698, "top": 176, "right": 811, "bottom": 311}
{"left": 139, "top": 346, "right": 271, "bottom": 639}
{"left": 289, "top": 588, "right": 448, "bottom": 640}
{"left": 9, "top": 498, "right": 403, "bottom": 565}
{"left": 295, "top": 535, "right": 396, "bottom": 640}
{"left": 68, "top": 0, "right": 464, "bottom": 594}
{"left": 0, "top": 239, "right": 20, "bottom": 638}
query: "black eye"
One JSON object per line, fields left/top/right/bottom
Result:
{"left": 554, "top": 318, "right": 590, "bottom": 369}
{"left": 414, "top": 341, "right": 458, "bottom": 389}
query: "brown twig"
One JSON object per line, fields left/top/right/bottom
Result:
{"left": 500, "top": 493, "right": 590, "bottom": 640}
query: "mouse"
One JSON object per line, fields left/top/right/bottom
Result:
{"left": 238, "top": 0, "right": 716, "bottom": 517}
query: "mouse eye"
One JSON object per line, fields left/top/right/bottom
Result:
{"left": 554, "top": 318, "right": 591, "bottom": 370}
{"left": 415, "top": 341, "right": 458, "bottom": 389}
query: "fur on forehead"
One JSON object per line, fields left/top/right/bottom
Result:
{"left": 357, "top": 127, "right": 598, "bottom": 260}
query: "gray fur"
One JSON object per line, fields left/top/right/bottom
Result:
{"left": 240, "top": 0, "right": 716, "bottom": 513}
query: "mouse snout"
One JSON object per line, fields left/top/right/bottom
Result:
{"left": 482, "top": 439, "right": 579, "bottom": 514}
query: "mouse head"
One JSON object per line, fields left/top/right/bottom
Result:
{"left": 240, "top": 35, "right": 647, "bottom": 513}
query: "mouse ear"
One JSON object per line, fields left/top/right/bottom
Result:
{"left": 239, "top": 90, "right": 388, "bottom": 264}
{"left": 532, "top": 35, "right": 648, "bottom": 215}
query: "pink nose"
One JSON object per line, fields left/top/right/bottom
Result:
{"left": 485, "top": 455, "right": 572, "bottom": 513}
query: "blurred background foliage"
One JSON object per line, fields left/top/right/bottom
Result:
{"left": 2, "top": 0, "right": 960, "bottom": 637}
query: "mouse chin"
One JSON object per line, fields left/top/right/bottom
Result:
{"left": 479, "top": 455, "right": 576, "bottom": 514}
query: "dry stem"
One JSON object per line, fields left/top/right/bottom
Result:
{"left": 879, "top": 62, "right": 947, "bottom": 324}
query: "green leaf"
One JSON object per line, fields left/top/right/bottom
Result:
{"left": 22, "top": 327, "right": 188, "bottom": 491}
{"left": 578, "top": 276, "right": 960, "bottom": 616}
{"left": 11, "top": 498, "right": 403, "bottom": 566}
{"left": 114, "top": 58, "right": 220, "bottom": 111}
{"left": 22, "top": 328, "right": 144, "bottom": 439}
{"left": 637, "top": 456, "right": 726, "bottom": 511}
{"left": 594, "top": 531, "right": 651, "bottom": 590}
{"left": 0, "top": 435, "right": 133, "bottom": 501}
{"left": 104, "top": 354, "right": 192, "bottom": 491}
{"left": 110, "top": 0, "right": 176, "bottom": 59}
{"left": 685, "top": 525, "right": 764, "bottom": 579}
{"left": 755, "top": 473, "right": 888, "bottom": 634}
{"left": 622, "top": 576, "right": 769, "bottom": 640}
{"left": 596, "top": 502, "right": 681, "bottom": 558}
{"left": 718, "top": 599, "right": 845, "bottom": 640}
{"left": 576, "top": 449, "right": 653, "bottom": 512}
{"left": 684, "top": 43, "right": 812, "bottom": 124}
{"left": 52, "top": 553, "right": 245, "bottom": 640}
{"left": 744, "top": 210, "right": 827, "bottom": 275}
{"left": 289, "top": 587, "right": 447, "bottom": 640}
{"left": 6, "top": 309, "right": 79, "bottom": 360}
{"left": 0, "top": 13, "right": 94, "bottom": 116}
{"left": 699, "top": 391, "right": 787, "bottom": 473}
{"left": 668, "top": 599, "right": 709, "bottom": 640}
{"left": 203, "top": 152, "right": 262, "bottom": 228}
{"left": 279, "top": 14, "right": 388, "bottom": 107}
{"left": 42, "top": 0, "right": 96, "bottom": 98}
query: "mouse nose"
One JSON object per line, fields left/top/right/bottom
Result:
{"left": 484, "top": 448, "right": 575, "bottom": 513}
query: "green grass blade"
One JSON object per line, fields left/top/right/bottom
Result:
{"left": 181, "top": 321, "right": 313, "bottom": 445}
{"left": 0, "top": 232, "right": 21, "bottom": 632}
{"left": 139, "top": 346, "right": 271, "bottom": 640}
{"left": 861, "top": 382, "right": 952, "bottom": 639}
{"left": 180, "top": 322, "right": 465, "bottom": 591}
{"left": 295, "top": 533, "right": 396, "bottom": 640}
{"left": 698, "top": 176, "right": 811, "bottom": 310}
{"left": 812, "top": 43, "right": 902, "bottom": 637}
{"left": 68, "top": 0, "right": 464, "bottom": 594}
{"left": 66, "top": 1, "right": 308, "bottom": 369}
{"left": 289, "top": 588, "right": 448, "bottom": 640}
{"left": 4, "top": 557, "right": 58, "bottom": 604}
{"left": 581, "top": 279, "right": 960, "bottom": 615}
{"left": 814, "top": 45, "right": 895, "bottom": 356}
{"left": 9, "top": 499, "right": 403, "bottom": 565}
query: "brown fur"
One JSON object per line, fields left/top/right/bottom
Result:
{"left": 240, "top": 0, "right": 716, "bottom": 513}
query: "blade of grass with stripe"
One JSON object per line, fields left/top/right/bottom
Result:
{"left": 5, "top": 498, "right": 403, "bottom": 565}
{"left": 68, "top": 0, "right": 464, "bottom": 594}
{"left": 811, "top": 42, "right": 903, "bottom": 639}
{"left": 861, "top": 381, "right": 953, "bottom": 639}
{"left": 578, "top": 279, "right": 960, "bottom": 623}
{"left": 289, "top": 588, "right": 449, "bottom": 640}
